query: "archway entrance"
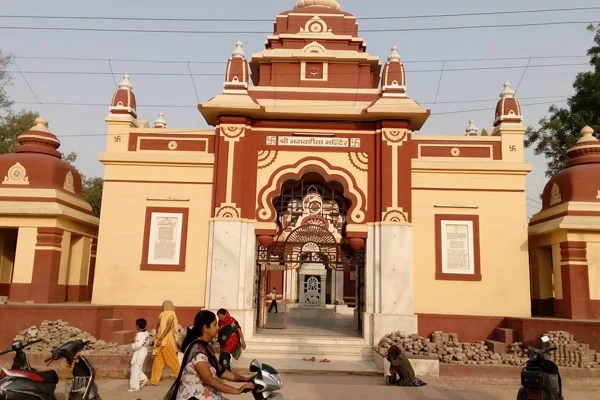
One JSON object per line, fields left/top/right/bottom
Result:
{"left": 255, "top": 175, "right": 365, "bottom": 335}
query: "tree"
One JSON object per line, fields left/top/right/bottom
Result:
{"left": 0, "top": 110, "right": 39, "bottom": 153}
{"left": 0, "top": 50, "right": 13, "bottom": 112}
{"left": 525, "top": 24, "right": 600, "bottom": 177}
{"left": 60, "top": 152, "right": 104, "bottom": 218}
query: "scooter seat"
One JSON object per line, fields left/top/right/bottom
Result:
{"left": 35, "top": 370, "right": 59, "bottom": 384}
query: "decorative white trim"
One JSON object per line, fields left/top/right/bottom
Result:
{"left": 300, "top": 61, "right": 329, "bottom": 81}
{"left": 63, "top": 171, "right": 75, "bottom": 193}
{"left": 2, "top": 162, "right": 29, "bottom": 186}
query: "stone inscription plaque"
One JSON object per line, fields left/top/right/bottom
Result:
{"left": 441, "top": 220, "right": 474, "bottom": 275}
{"left": 148, "top": 212, "right": 183, "bottom": 265}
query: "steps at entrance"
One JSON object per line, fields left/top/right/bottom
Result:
{"left": 244, "top": 334, "right": 373, "bottom": 362}
{"left": 99, "top": 318, "right": 135, "bottom": 345}
{"left": 484, "top": 327, "right": 519, "bottom": 354}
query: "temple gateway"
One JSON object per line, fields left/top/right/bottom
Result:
{"left": 1, "top": 0, "right": 599, "bottom": 361}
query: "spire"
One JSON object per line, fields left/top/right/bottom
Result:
{"left": 465, "top": 119, "right": 478, "bottom": 136}
{"left": 15, "top": 117, "right": 61, "bottom": 158}
{"left": 110, "top": 73, "right": 137, "bottom": 118}
{"left": 294, "top": 0, "right": 341, "bottom": 11}
{"left": 387, "top": 45, "right": 401, "bottom": 62}
{"left": 232, "top": 41, "right": 246, "bottom": 59}
{"left": 154, "top": 112, "right": 167, "bottom": 128}
{"left": 499, "top": 81, "right": 515, "bottom": 99}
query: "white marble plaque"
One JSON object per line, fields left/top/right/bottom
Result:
{"left": 147, "top": 212, "right": 183, "bottom": 265}
{"left": 440, "top": 220, "right": 474, "bottom": 275}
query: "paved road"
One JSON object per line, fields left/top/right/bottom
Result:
{"left": 58, "top": 375, "right": 597, "bottom": 400}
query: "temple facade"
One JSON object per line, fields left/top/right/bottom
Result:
{"left": 91, "top": 0, "right": 533, "bottom": 346}
{"left": 528, "top": 126, "right": 600, "bottom": 320}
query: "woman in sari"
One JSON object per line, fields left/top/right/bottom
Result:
{"left": 216, "top": 309, "right": 246, "bottom": 371}
{"left": 150, "top": 300, "right": 181, "bottom": 386}
{"left": 165, "top": 310, "right": 254, "bottom": 400}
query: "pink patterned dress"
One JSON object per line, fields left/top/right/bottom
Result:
{"left": 176, "top": 352, "right": 229, "bottom": 400}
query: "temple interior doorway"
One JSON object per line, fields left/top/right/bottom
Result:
{"left": 255, "top": 173, "right": 365, "bottom": 337}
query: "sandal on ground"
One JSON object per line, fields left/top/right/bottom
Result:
{"left": 302, "top": 356, "right": 316, "bottom": 362}
{"left": 320, "top": 359, "right": 330, "bottom": 363}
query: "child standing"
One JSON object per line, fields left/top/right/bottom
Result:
{"left": 128, "top": 318, "right": 149, "bottom": 392}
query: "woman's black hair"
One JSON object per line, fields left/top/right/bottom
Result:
{"left": 181, "top": 310, "right": 217, "bottom": 353}
{"left": 217, "top": 308, "right": 227, "bottom": 316}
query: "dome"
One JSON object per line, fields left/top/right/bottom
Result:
{"left": 294, "top": 0, "right": 342, "bottom": 10}
{"left": 110, "top": 74, "right": 137, "bottom": 118}
{"left": 494, "top": 81, "right": 522, "bottom": 127}
{"left": 0, "top": 117, "right": 84, "bottom": 197}
{"left": 541, "top": 126, "right": 600, "bottom": 209}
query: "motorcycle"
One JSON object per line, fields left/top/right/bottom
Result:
{"left": 0, "top": 339, "right": 59, "bottom": 400}
{"left": 517, "top": 335, "right": 563, "bottom": 400}
{"left": 245, "top": 359, "right": 285, "bottom": 400}
{"left": 0, "top": 339, "right": 101, "bottom": 400}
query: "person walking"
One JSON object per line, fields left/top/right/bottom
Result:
{"left": 216, "top": 309, "right": 246, "bottom": 371}
{"left": 268, "top": 288, "right": 278, "bottom": 313}
{"left": 150, "top": 300, "right": 181, "bottom": 385}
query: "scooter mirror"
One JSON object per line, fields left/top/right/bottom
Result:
{"left": 541, "top": 336, "right": 550, "bottom": 343}
{"left": 249, "top": 359, "right": 262, "bottom": 373}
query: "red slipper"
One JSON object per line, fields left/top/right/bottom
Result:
{"left": 320, "top": 359, "right": 330, "bottom": 363}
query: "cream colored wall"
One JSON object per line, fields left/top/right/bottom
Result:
{"left": 412, "top": 186, "right": 531, "bottom": 317}
{"left": 588, "top": 242, "right": 600, "bottom": 300}
{"left": 57, "top": 231, "right": 72, "bottom": 286}
{"left": 12, "top": 227, "right": 37, "bottom": 284}
{"left": 67, "top": 236, "right": 91, "bottom": 286}
{"left": 92, "top": 179, "right": 213, "bottom": 307}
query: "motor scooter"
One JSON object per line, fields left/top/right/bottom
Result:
{"left": 0, "top": 339, "right": 101, "bottom": 400}
{"left": 0, "top": 339, "right": 59, "bottom": 400}
{"left": 517, "top": 335, "right": 563, "bottom": 400}
{"left": 244, "top": 359, "right": 285, "bottom": 400}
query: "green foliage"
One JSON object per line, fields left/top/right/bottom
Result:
{"left": 0, "top": 110, "right": 39, "bottom": 153}
{"left": 0, "top": 50, "right": 13, "bottom": 112}
{"left": 525, "top": 24, "right": 600, "bottom": 177}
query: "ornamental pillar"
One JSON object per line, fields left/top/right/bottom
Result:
{"left": 363, "top": 122, "right": 417, "bottom": 347}
{"left": 557, "top": 241, "right": 593, "bottom": 319}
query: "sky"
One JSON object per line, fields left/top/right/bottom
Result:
{"left": 1, "top": 0, "right": 599, "bottom": 219}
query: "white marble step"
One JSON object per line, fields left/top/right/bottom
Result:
{"left": 231, "top": 357, "right": 380, "bottom": 376}
{"left": 240, "top": 348, "right": 374, "bottom": 361}
{"left": 249, "top": 335, "right": 367, "bottom": 346}
{"left": 244, "top": 336, "right": 373, "bottom": 361}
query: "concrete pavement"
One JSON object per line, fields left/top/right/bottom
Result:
{"left": 55, "top": 375, "right": 597, "bottom": 400}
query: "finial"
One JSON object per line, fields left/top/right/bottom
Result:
{"left": 577, "top": 125, "right": 597, "bottom": 143}
{"left": 465, "top": 119, "right": 478, "bottom": 135}
{"left": 294, "top": 0, "right": 342, "bottom": 11}
{"left": 154, "top": 112, "right": 167, "bottom": 128}
{"left": 499, "top": 81, "right": 515, "bottom": 99}
{"left": 33, "top": 117, "right": 50, "bottom": 133}
{"left": 387, "top": 45, "right": 401, "bottom": 62}
{"left": 232, "top": 41, "right": 246, "bottom": 58}
{"left": 118, "top": 74, "right": 133, "bottom": 91}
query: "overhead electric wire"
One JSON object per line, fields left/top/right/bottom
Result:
{"left": 4, "top": 62, "right": 590, "bottom": 78}
{"left": 16, "top": 97, "right": 592, "bottom": 140}
{"left": 0, "top": 6, "right": 599, "bottom": 22}
{"left": 12, "top": 54, "right": 590, "bottom": 65}
{"left": 0, "top": 20, "right": 598, "bottom": 35}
